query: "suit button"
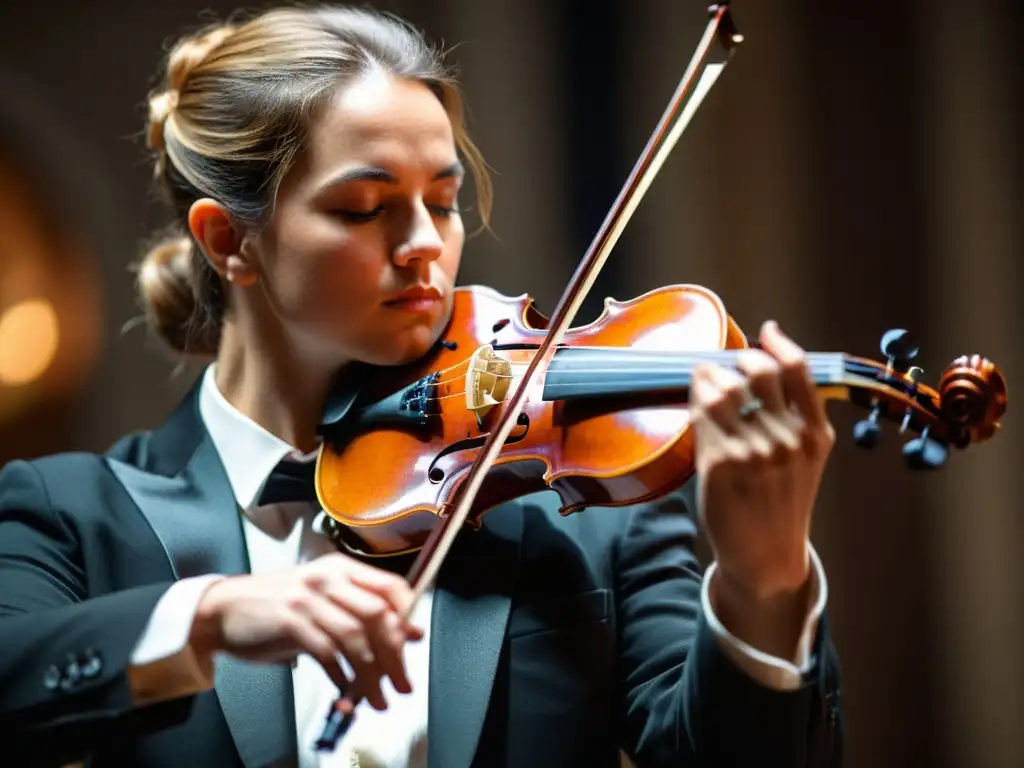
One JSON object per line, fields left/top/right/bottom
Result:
{"left": 81, "top": 649, "right": 102, "bottom": 679}
{"left": 43, "top": 665, "right": 61, "bottom": 691}
{"left": 60, "top": 655, "right": 81, "bottom": 691}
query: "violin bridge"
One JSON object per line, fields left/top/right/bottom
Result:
{"left": 465, "top": 344, "right": 512, "bottom": 428}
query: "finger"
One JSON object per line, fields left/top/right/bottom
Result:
{"left": 733, "top": 351, "right": 802, "bottom": 460}
{"left": 323, "top": 583, "right": 415, "bottom": 696}
{"left": 690, "top": 368, "right": 733, "bottom": 477}
{"left": 339, "top": 558, "right": 420, "bottom": 628}
{"left": 313, "top": 555, "right": 423, "bottom": 636}
{"left": 705, "top": 357, "right": 800, "bottom": 464}
{"left": 735, "top": 348, "right": 786, "bottom": 413}
{"left": 283, "top": 611, "right": 352, "bottom": 695}
{"left": 759, "top": 321, "right": 828, "bottom": 427}
{"left": 377, "top": 612, "right": 415, "bottom": 694}
{"left": 692, "top": 363, "right": 750, "bottom": 434}
{"left": 303, "top": 592, "right": 391, "bottom": 710}
{"left": 752, "top": 407, "right": 802, "bottom": 459}
{"left": 732, "top": 419, "right": 773, "bottom": 462}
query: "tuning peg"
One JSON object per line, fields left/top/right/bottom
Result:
{"left": 902, "top": 425, "right": 948, "bottom": 470}
{"left": 880, "top": 329, "right": 920, "bottom": 371}
{"left": 899, "top": 366, "right": 924, "bottom": 433}
{"left": 853, "top": 405, "right": 883, "bottom": 449}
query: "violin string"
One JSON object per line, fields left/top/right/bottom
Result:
{"left": 481, "top": 360, "right": 845, "bottom": 379}
{"left": 430, "top": 361, "right": 846, "bottom": 392}
{"left": 427, "top": 357, "right": 474, "bottom": 381}
{"left": 433, "top": 355, "right": 849, "bottom": 386}
{"left": 429, "top": 351, "right": 856, "bottom": 387}
{"left": 423, "top": 360, "right": 853, "bottom": 405}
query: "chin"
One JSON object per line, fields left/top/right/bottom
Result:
{"left": 395, "top": 328, "right": 442, "bottom": 365}
{"left": 363, "top": 324, "right": 443, "bottom": 368}
{"left": 346, "top": 301, "right": 452, "bottom": 368}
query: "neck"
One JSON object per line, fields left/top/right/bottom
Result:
{"left": 214, "top": 315, "right": 347, "bottom": 454}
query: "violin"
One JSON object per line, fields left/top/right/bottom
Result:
{"left": 312, "top": 283, "right": 1007, "bottom": 558}
{"left": 314, "top": 2, "right": 1009, "bottom": 749}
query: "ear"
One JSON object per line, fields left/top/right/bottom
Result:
{"left": 187, "top": 198, "right": 260, "bottom": 287}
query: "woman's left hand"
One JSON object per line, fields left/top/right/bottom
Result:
{"left": 691, "top": 320, "right": 835, "bottom": 620}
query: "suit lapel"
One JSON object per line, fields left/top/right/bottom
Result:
{"left": 428, "top": 502, "right": 523, "bottom": 768}
{"left": 105, "top": 379, "right": 297, "bottom": 768}
{"left": 107, "top": 436, "right": 248, "bottom": 580}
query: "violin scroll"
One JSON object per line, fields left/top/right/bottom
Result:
{"left": 899, "top": 354, "right": 1006, "bottom": 468}
{"left": 847, "top": 329, "right": 1007, "bottom": 470}
{"left": 937, "top": 354, "right": 1007, "bottom": 441}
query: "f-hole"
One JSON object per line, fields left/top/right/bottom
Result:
{"left": 427, "top": 413, "right": 531, "bottom": 483}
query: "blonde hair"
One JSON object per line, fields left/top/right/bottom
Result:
{"left": 137, "top": 4, "right": 492, "bottom": 356}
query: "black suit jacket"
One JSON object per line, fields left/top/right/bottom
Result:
{"left": 0, "top": 383, "right": 844, "bottom": 767}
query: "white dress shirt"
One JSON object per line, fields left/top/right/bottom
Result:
{"left": 127, "top": 365, "right": 828, "bottom": 768}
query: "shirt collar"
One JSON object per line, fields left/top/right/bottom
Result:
{"left": 197, "top": 364, "right": 315, "bottom": 509}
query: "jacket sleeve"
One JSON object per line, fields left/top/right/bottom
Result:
{"left": 0, "top": 459, "right": 199, "bottom": 764}
{"left": 614, "top": 479, "right": 844, "bottom": 767}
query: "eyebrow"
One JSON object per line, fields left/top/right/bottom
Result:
{"left": 321, "top": 160, "right": 465, "bottom": 188}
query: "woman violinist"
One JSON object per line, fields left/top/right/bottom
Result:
{"left": 0, "top": 5, "right": 843, "bottom": 767}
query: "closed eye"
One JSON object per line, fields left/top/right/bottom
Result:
{"left": 336, "top": 205, "right": 384, "bottom": 223}
{"left": 337, "top": 204, "right": 458, "bottom": 223}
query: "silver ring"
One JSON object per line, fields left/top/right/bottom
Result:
{"left": 738, "top": 396, "right": 764, "bottom": 421}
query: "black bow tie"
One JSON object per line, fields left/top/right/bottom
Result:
{"left": 257, "top": 458, "right": 319, "bottom": 507}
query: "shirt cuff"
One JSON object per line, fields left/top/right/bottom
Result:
{"left": 127, "top": 574, "right": 226, "bottom": 706}
{"left": 701, "top": 544, "right": 827, "bottom": 691}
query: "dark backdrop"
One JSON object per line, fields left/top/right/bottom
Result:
{"left": 1, "top": 1, "right": 1021, "bottom": 765}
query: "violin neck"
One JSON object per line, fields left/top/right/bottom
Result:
{"left": 541, "top": 347, "right": 851, "bottom": 403}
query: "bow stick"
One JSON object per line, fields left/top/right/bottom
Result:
{"left": 316, "top": 2, "right": 744, "bottom": 750}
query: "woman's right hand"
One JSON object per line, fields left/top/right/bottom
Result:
{"left": 189, "top": 552, "right": 423, "bottom": 711}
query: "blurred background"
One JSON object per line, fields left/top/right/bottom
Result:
{"left": 0, "top": 0, "right": 1021, "bottom": 765}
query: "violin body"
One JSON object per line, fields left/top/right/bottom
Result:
{"left": 315, "top": 284, "right": 749, "bottom": 555}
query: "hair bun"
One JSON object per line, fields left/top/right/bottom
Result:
{"left": 146, "top": 26, "right": 236, "bottom": 154}
{"left": 137, "top": 235, "right": 213, "bottom": 355}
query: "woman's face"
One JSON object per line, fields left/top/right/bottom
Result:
{"left": 250, "top": 71, "right": 465, "bottom": 368}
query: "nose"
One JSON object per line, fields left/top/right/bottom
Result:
{"left": 392, "top": 205, "right": 444, "bottom": 268}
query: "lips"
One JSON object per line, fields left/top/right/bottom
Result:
{"left": 383, "top": 285, "right": 443, "bottom": 311}
{"left": 385, "top": 285, "right": 442, "bottom": 303}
